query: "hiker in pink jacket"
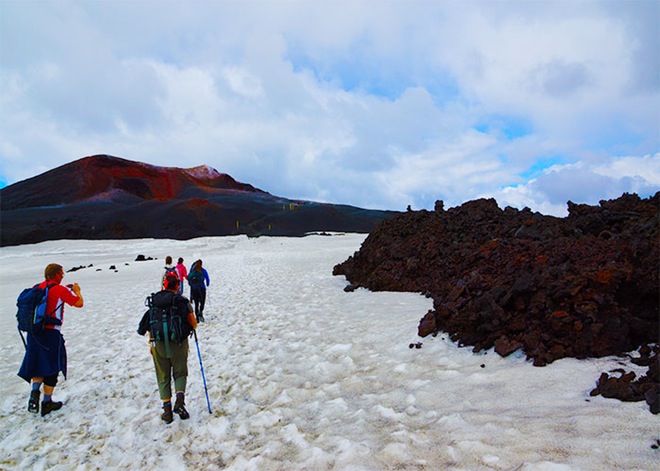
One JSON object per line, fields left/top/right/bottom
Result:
{"left": 175, "top": 257, "right": 188, "bottom": 295}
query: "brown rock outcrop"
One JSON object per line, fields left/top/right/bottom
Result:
{"left": 334, "top": 192, "right": 659, "bottom": 412}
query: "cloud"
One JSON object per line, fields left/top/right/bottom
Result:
{"left": 529, "top": 59, "right": 594, "bottom": 99}
{"left": 0, "top": 0, "right": 657, "bottom": 215}
{"left": 495, "top": 153, "right": 660, "bottom": 216}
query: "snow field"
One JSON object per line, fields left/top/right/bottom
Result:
{"left": 0, "top": 234, "right": 657, "bottom": 470}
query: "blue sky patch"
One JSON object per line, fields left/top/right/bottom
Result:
{"left": 475, "top": 115, "right": 532, "bottom": 140}
{"left": 519, "top": 156, "right": 566, "bottom": 179}
{"left": 285, "top": 39, "right": 459, "bottom": 104}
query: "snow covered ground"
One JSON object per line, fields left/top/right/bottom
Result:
{"left": 0, "top": 234, "right": 657, "bottom": 470}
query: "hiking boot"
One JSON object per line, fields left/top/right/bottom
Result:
{"left": 40, "top": 400, "right": 63, "bottom": 417}
{"left": 199, "top": 313, "right": 205, "bottom": 323}
{"left": 161, "top": 403, "right": 173, "bottom": 424}
{"left": 28, "top": 390, "right": 40, "bottom": 414}
{"left": 174, "top": 395, "right": 190, "bottom": 420}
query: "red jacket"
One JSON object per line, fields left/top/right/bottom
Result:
{"left": 39, "top": 280, "right": 81, "bottom": 330}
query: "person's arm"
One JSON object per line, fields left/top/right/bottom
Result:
{"left": 71, "top": 283, "right": 84, "bottom": 307}
{"left": 58, "top": 283, "right": 83, "bottom": 308}
{"left": 204, "top": 269, "right": 210, "bottom": 287}
{"left": 186, "top": 302, "right": 197, "bottom": 330}
{"left": 137, "top": 310, "right": 150, "bottom": 335}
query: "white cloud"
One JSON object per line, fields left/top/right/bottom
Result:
{"left": 493, "top": 153, "right": 660, "bottom": 216}
{"left": 0, "top": 0, "right": 657, "bottom": 214}
{"left": 594, "top": 153, "right": 660, "bottom": 183}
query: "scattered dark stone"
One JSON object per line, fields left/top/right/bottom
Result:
{"left": 589, "top": 346, "right": 660, "bottom": 414}
{"left": 135, "top": 255, "right": 153, "bottom": 261}
{"left": 418, "top": 311, "right": 436, "bottom": 338}
{"left": 109, "top": 265, "right": 116, "bottom": 270}
{"left": 334, "top": 192, "right": 659, "bottom": 413}
{"left": 494, "top": 336, "right": 522, "bottom": 357}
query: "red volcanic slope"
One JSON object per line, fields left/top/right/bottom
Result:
{"left": 1, "top": 154, "right": 264, "bottom": 210}
{"left": 0, "top": 154, "right": 399, "bottom": 246}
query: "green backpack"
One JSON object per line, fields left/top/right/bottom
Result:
{"left": 146, "top": 293, "right": 184, "bottom": 358}
{"left": 188, "top": 270, "right": 204, "bottom": 289}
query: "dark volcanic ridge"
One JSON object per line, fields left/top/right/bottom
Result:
{"left": 333, "top": 193, "right": 660, "bottom": 413}
{"left": 0, "top": 154, "right": 399, "bottom": 246}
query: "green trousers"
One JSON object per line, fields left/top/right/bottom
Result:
{"left": 151, "top": 339, "right": 189, "bottom": 400}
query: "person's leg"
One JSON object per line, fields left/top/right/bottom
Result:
{"left": 199, "top": 289, "right": 207, "bottom": 321}
{"left": 193, "top": 294, "right": 201, "bottom": 321}
{"left": 152, "top": 342, "right": 174, "bottom": 423}
{"left": 172, "top": 341, "right": 190, "bottom": 419}
{"left": 28, "top": 378, "right": 42, "bottom": 413}
{"left": 41, "top": 375, "right": 62, "bottom": 416}
{"left": 192, "top": 288, "right": 202, "bottom": 321}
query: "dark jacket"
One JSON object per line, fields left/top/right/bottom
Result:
{"left": 137, "top": 290, "right": 195, "bottom": 340}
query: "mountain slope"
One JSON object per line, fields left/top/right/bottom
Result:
{"left": 0, "top": 155, "right": 398, "bottom": 246}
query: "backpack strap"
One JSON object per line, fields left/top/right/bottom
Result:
{"left": 18, "top": 329, "right": 26, "bottom": 349}
{"left": 42, "top": 283, "right": 65, "bottom": 326}
{"left": 163, "top": 292, "right": 178, "bottom": 359}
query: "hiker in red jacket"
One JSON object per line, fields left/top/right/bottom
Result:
{"left": 161, "top": 256, "right": 178, "bottom": 290}
{"left": 18, "top": 263, "right": 84, "bottom": 416}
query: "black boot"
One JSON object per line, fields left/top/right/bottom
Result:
{"left": 41, "top": 400, "right": 63, "bottom": 417}
{"left": 161, "top": 402, "right": 173, "bottom": 424}
{"left": 174, "top": 394, "right": 190, "bottom": 420}
{"left": 28, "top": 390, "right": 40, "bottom": 414}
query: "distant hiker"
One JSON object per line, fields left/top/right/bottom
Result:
{"left": 161, "top": 256, "right": 178, "bottom": 290}
{"left": 137, "top": 275, "right": 197, "bottom": 424}
{"left": 175, "top": 257, "right": 188, "bottom": 295}
{"left": 17, "top": 263, "right": 84, "bottom": 416}
{"left": 188, "top": 259, "right": 210, "bottom": 323}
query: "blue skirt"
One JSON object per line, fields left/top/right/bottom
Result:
{"left": 17, "top": 330, "right": 67, "bottom": 383}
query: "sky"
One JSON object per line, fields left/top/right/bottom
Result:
{"left": 1, "top": 234, "right": 658, "bottom": 470}
{"left": 1, "top": 0, "right": 659, "bottom": 216}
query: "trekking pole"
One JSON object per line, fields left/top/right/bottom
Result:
{"left": 193, "top": 330, "right": 212, "bottom": 414}
{"left": 18, "top": 329, "right": 27, "bottom": 350}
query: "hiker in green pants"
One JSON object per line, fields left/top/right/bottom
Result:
{"left": 138, "top": 274, "right": 197, "bottom": 423}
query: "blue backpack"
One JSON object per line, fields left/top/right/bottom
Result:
{"left": 16, "top": 283, "right": 62, "bottom": 347}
